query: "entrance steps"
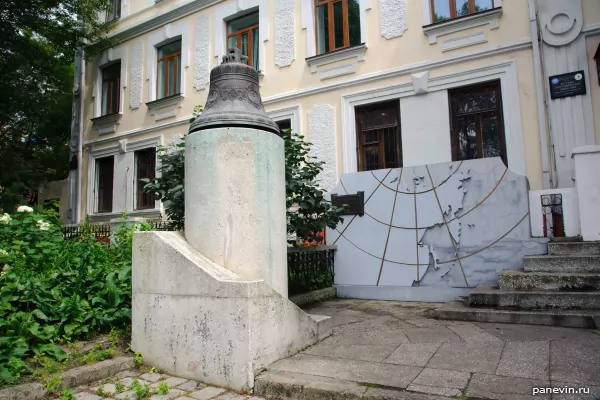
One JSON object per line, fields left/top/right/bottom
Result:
{"left": 432, "top": 240, "right": 600, "bottom": 328}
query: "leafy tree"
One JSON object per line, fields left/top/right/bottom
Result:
{"left": 143, "top": 110, "right": 345, "bottom": 244}
{"left": 0, "top": 0, "right": 114, "bottom": 212}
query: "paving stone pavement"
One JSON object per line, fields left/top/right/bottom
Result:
{"left": 53, "top": 299, "right": 600, "bottom": 400}
{"left": 49, "top": 368, "right": 267, "bottom": 400}
{"left": 260, "top": 299, "right": 600, "bottom": 399}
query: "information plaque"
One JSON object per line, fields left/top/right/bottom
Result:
{"left": 549, "top": 71, "right": 586, "bottom": 100}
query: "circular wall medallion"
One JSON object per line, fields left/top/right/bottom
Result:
{"left": 542, "top": 10, "right": 582, "bottom": 47}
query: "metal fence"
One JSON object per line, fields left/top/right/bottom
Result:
{"left": 541, "top": 194, "right": 565, "bottom": 238}
{"left": 62, "top": 223, "right": 336, "bottom": 295}
{"left": 287, "top": 245, "right": 336, "bottom": 296}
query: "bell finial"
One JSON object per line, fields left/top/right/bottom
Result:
{"left": 189, "top": 47, "right": 280, "bottom": 135}
{"left": 221, "top": 48, "right": 249, "bottom": 65}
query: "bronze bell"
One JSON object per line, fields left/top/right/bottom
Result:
{"left": 189, "top": 48, "right": 280, "bottom": 135}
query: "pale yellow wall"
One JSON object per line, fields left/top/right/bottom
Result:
{"left": 582, "top": 0, "right": 600, "bottom": 28}
{"left": 81, "top": 0, "right": 542, "bottom": 217}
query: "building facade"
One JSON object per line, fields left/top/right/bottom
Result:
{"left": 68, "top": 0, "right": 600, "bottom": 226}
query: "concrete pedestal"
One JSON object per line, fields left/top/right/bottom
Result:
{"left": 185, "top": 127, "right": 287, "bottom": 298}
{"left": 573, "top": 145, "right": 600, "bottom": 241}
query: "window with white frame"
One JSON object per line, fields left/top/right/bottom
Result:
{"left": 106, "top": 0, "right": 121, "bottom": 22}
{"left": 314, "top": 0, "right": 361, "bottom": 55}
{"left": 95, "top": 156, "right": 114, "bottom": 213}
{"left": 430, "top": 0, "right": 497, "bottom": 23}
{"left": 157, "top": 40, "right": 182, "bottom": 99}
{"left": 135, "top": 148, "right": 156, "bottom": 210}
{"left": 101, "top": 62, "right": 121, "bottom": 116}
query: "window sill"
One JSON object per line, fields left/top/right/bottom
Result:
{"left": 306, "top": 44, "right": 367, "bottom": 73}
{"left": 423, "top": 7, "right": 502, "bottom": 44}
{"left": 91, "top": 113, "right": 122, "bottom": 135}
{"left": 146, "top": 94, "right": 184, "bottom": 121}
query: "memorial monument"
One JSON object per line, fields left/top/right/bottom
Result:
{"left": 131, "top": 48, "right": 331, "bottom": 391}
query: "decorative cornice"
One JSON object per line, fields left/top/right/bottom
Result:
{"left": 109, "top": 0, "right": 221, "bottom": 43}
{"left": 146, "top": 94, "right": 184, "bottom": 114}
{"left": 423, "top": 7, "right": 502, "bottom": 44}
{"left": 306, "top": 44, "right": 367, "bottom": 73}
{"left": 264, "top": 39, "right": 531, "bottom": 105}
{"left": 91, "top": 113, "right": 122, "bottom": 135}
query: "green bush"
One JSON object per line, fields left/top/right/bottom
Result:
{"left": 0, "top": 210, "right": 149, "bottom": 384}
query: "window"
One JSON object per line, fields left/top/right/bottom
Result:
{"left": 431, "top": 0, "right": 496, "bottom": 23}
{"left": 355, "top": 101, "right": 402, "bottom": 171}
{"left": 96, "top": 156, "right": 114, "bottom": 213}
{"left": 157, "top": 40, "right": 182, "bottom": 99}
{"left": 315, "top": 0, "right": 361, "bottom": 55}
{"left": 101, "top": 62, "right": 120, "bottom": 116}
{"left": 227, "top": 13, "right": 259, "bottom": 69}
{"left": 594, "top": 44, "right": 600, "bottom": 86}
{"left": 449, "top": 81, "right": 506, "bottom": 165}
{"left": 276, "top": 119, "right": 292, "bottom": 133}
{"left": 106, "top": 0, "right": 121, "bottom": 22}
{"left": 135, "top": 148, "right": 156, "bottom": 210}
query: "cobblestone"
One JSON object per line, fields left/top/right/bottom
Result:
{"left": 64, "top": 369, "right": 266, "bottom": 400}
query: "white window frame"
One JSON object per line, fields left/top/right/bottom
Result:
{"left": 267, "top": 105, "right": 302, "bottom": 134}
{"left": 128, "top": 137, "right": 162, "bottom": 212}
{"left": 93, "top": 46, "right": 128, "bottom": 118}
{"left": 214, "top": 0, "right": 268, "bottom": 72}
{"left": 340, "top": 60, "right": 526, "bottom": 177}
{"left": 146, "top": 21, "right": 190, "bottom": 103}
{"left": 301, "top": 0, "right": 370, "bottom": 59}
{"left": 87, "top": 146, "right": 119, "bottom": 216}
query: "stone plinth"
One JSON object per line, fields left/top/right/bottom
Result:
{"left": 185, "top": 127, "right": 287, "bottom": 298}
{"left": 573, "top": 145, "right": 600, "bottom": 241}
{"left": 131, "top": 231, "right": 330, "bottom": 391}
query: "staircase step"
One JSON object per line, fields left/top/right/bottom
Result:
{"left": 499, "top": 269, "right": 600, "bottom": 291}
{"left": 549, "top": 241, "right": 600, "bottom": 256}
{"left": 468, "top": 284, "right": 600, "bottom": 309}
{"left": 431, "top": 300, "right": 599, "bottom": 329}
{"left": 524, "top": 255, "right": 600, "bottom": 273}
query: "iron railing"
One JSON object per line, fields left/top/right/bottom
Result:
{"left": 541, "top": 193, "right": 565, "bottom": 238}
{"left": 287, "top": 245, "right": 336, "bottom": 296}
{"left": 63, "top": 224, "right": 112, "bottom": 242}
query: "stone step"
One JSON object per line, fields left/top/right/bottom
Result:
{"left": 255, "top": 368, "right": 453, "bottom": 400}
{"left": 468, "top": 284, "right": 600, "bottom": 309}
{"left": 499, "top": 269, "right": 600, "bottom": 291}
{"left": 431, "top": 300, "right": 599, "bottom": 329}
{"left": 524, "top": 255, "right": 600, "bottom": 273}
{"left": 548, "top": 241, "right": 600, "bottom": 256}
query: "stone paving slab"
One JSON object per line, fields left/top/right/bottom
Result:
{"left": 495, "top": 341, "right": 549, "bottom": 380}
{"left": 303, "top": 342, "right": 399, "bottom": 363}
{"left": 426, "top": 341, "right": 504, "bottom": 373}
{"left": 383, "top": 343, "right": 441, "bottom": 367}
{"left": 465, "top": 373, "right": 550, "bottom": 400}
{"left": 402, "top": 326, "right": 463, "bottom": 343}
{"left": 550, "top": 339, "right": 600, "bottom": 385}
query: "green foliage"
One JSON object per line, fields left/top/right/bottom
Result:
{"left": 115, "top": 381, "right": 126, "bottom": 393}
{"left": 97, "top": 386, "right": 106, "bottom": 396}
{"left": 60, "top": 388, "right": 75, "bottom": 400}
{"left": 0, "top": 0, "right": 115, "bottom": 212}
{"left": 281, "top": 128, "right": 345, "bottom": 244}
{"left": 156, "top": 381, "right": 169, "bottom": 395}
{"left": 142, "top": 110, "right": 344, "bottom": 243}
{"left": 0, "top": 212, "right": 142, "bottom": 384}
{"left": 130, "top": 378, "right": 151, "bottom": 399}
{"left": 134, "top": 352, "right": 143, "bottom": 368}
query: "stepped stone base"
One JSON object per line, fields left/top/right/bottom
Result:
{"left": 132, "top": 231, "right": 331, "bottom": 391}
{"left": 549, "top": 241, "right": 600, "bottom": 256}
{"left": 469, "top": 284, "right": 600, "bottom": 309}
{"left": 431, "top": 300, "right": 599, "bottom": 328}
{"left": 524, "top": 255, "right": 600, "bottom": 273}
{"left": 499, "top": 269, "right": 600, "bottom": 291}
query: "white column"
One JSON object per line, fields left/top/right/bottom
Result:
{"left": 572, "top": 145, "right": 600, "bottom": 241}
{"left": 184, "top": 127, "right": 288, "bottom": 298}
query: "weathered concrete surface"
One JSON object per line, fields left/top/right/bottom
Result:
{"left": 185, "top": 127, "right": 287, "bottom": 298}
{"left": 499, "top": 269, "right": 600, "bottom": 291}
{"left": 290, "top": 287, "right": 337, "bottom": 307}
{"left": 468, "top": 284, "right": 600, "bottom": 309}
{"left": 524, "top": 255, "right": 600, "bottom": 273}
{"left": 431, "top": 300, "right": 599, "bottom": 328}
{"left": 549, "top": 241, "right": 600, "bottom": 256}
{"left": 132, "top": 231, "right": 330, "bottom": 391}
{"left": 254, "top": 298, "right": 600, "bottom": 400}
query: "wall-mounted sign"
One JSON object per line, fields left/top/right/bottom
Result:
{"left": 331, "top": 191, "right": 364, "bottom": 216}
{"left": 549, "top": 71, "right": 587, "bottom": 99}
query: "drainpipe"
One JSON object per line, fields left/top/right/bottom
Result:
{"left": 76, "top": 53, "right": 85, "bottom": 223}
{"left": 528, "top": 0, "right": 552, "bottom": 189}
